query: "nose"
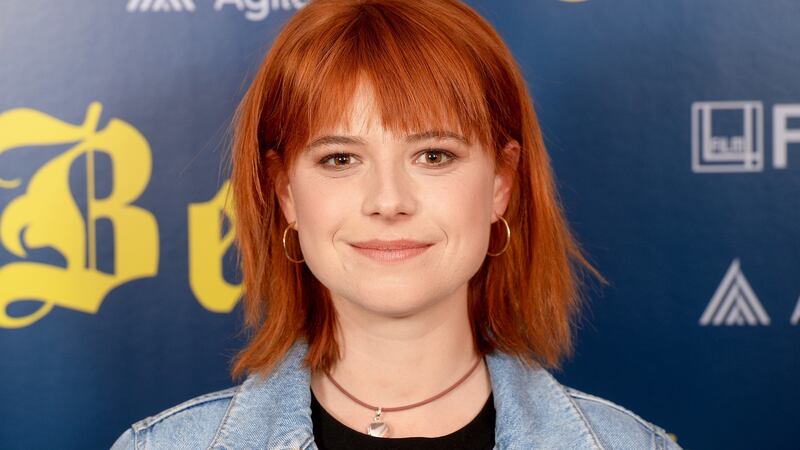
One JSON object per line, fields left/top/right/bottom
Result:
{"left": 361, "top": 159, "right": 417, "bottom": 219}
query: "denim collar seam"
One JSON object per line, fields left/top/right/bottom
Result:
{"left": 206, "top": 382, "right": 245, "bottom": 449}
{"left": 537, "top": 368, "right": 604, "bottom": 450}
{"left": 567, "top": 387, "right": 662, "bottom": 436}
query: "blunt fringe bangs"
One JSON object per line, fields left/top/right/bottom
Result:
{"left": 226, "top": 0, "right": 606, "bottom": 382}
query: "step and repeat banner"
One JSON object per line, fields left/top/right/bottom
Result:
{"left": 1, "top": 1, "right": 797, "bottom": 449}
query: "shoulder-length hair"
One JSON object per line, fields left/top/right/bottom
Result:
{"left": 226, "top": 0, "right": 606, "bottom": 382}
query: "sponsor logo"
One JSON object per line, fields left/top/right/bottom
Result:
{"left": 0, "top": 103, "right": 244, "bottom": 328}
{"left": 691, "top": 101, "right": 800, "bottom": 173}
{"left": 127, "top": 0, "right": 196, "bottom": 12}
{"left": 691, "top": 101, "right": 763, "bottom": 173}
{"left": 214, "top": 0, "right": 309, "bottom": 21}
{"left": 0, "top": 102, "right": 159, "bottom": 328}
{"left": 699, "top": 259, "right": 770, "bottom": 326}
{"left": 126, "top": 0, "right": 308, "bottom": 19}
{"left": 774, "top": 104, "right": 800, "bottom": 169}
{"left": 187, "top": 180, "right": 241, "bottom": 313}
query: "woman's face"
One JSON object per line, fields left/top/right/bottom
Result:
{"left": 275, "top": 82, "right": 518, "bottom": 319}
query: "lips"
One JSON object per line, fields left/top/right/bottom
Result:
{"left": 349, "top": 239, "right": 434, "bottom": 264}
{"left": 349, "top": 239, "right": 433, "bottom": 250}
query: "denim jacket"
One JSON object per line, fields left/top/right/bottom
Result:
{"left": 111, "top": 340, "right": 682, "bottom": 449}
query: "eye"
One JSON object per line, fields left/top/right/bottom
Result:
{"left": 318, "top": 152, "right": 358, "bottom": 170}
{"left": 416, "top": 149, "right": 456, "bottom": 167}
{"left": 317, "top": 149, "right": 457, "bottom": 171}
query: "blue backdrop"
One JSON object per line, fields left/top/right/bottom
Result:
{"left": 1, "top": 1, "right": 798, "bottom": 449}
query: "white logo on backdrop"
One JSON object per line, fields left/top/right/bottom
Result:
{"left": 791, "top": 297, "right": 800, "bottom": 325}
{"left": 699, "top": 259, "right": 771, "bottom": 326}
{"left": 691, "top": 101, "right": 800, "bottom": 173}
{"left": 773, "top": 104, "right": 800, "bottom": 169}
{"left": 127, "top": 0, "right": 196, "bottom": 12}
{"left": 691, "top": 101, "right": 763, "bottom": 173}
{"left": 126, "top": 0, "right": 308, "bottom": 20}
{"left": 213, "top": 0, "right": 308, "bottom": 21}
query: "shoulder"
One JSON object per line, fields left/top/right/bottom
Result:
{"left": 110, "top": 385, "right": 239, "bottom": 450}
{"left": 563, "top": 386, "right": 683, "bottom": 450}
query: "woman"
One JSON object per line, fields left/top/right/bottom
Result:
{"left": 112, "top": 0, "right": 682, "bottom": 448}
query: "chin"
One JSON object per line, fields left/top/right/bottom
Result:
{"left": 371, "top": 303, "right": 430, "bottom": 319}
{"left": 341, "top": 289, "right": 437, "bottom": 319}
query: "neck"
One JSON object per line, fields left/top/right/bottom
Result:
{"left": 310, "top": 282, "right": 492, "bottom": 437}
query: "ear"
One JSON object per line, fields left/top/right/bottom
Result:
{"left": 269, "top": 149, "right": 298, "bottom": 227}
{"left": 492, "top": 139, "right": 520, "bottom": 222}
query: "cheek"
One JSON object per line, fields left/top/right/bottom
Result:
{"left": 289, "top": 176, "right": 355, "bottom": 277}
{"left": 432, "top": 172, "right": 495, "bottom": 274}
{"left": 292, "top": 165, "right": 368, "bottom": 224}
{"left": 293, "top": 181, "right": 345, "bottom": 233}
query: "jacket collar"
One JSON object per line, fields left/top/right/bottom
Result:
{"left": 208, "top": 340, "right": 601, "bottom": 449}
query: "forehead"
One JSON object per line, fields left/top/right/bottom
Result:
{"left": 309, "top": 80, "right": 467, "bottom": 144}
{"left": 328, "top": 81, "right": 381, "bottom": 135}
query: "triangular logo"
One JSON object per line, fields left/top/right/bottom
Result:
{"left": 791, "top": 297, "right": 800, "bottom": 325}
{"left": 699, "top": 259, "right": 770, "bottom": 326}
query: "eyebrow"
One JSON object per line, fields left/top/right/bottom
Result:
{"left": 304, "top": 130, "right": 469, "bottom": 151}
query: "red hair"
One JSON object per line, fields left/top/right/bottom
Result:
{"left": 226, "top": 0, "right": 606, "bottom": 381}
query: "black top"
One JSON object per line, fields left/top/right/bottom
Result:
{"left": 310, "top": 390, "right": 496, "bottom": 450}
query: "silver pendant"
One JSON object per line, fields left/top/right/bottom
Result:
{"left": 365, "top": 407, "right": 390, "bottom": 437}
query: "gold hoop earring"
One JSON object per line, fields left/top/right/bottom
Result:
{"left": 282, "top": 221, "right": 304, "bottom": 263}
{"left": 487, "top": 215, "right": 511, "bottom": 257}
